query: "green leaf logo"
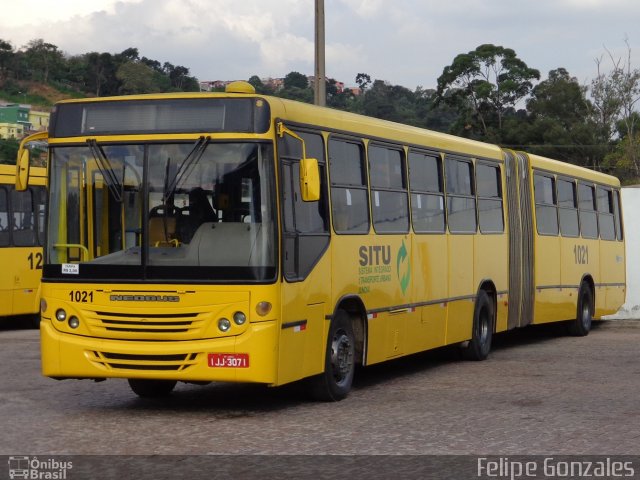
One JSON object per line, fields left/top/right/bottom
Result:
{"left": 396, "top": 240, "right": 411, "bottom": 295}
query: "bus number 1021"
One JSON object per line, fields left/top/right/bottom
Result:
{"left": 574, "top": 245, "right": 589, "bottom": 265}
{"left": 69, "top": 290, "right": 94, "bottom": 303}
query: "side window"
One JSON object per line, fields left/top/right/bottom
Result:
{"left": 0, "top": 187, "right": 9, "bottom": 246}
{"left": 32, "top": 186, "right": 47, "bottom": 246}
{"left": 476, "top": 163, "right": 504, "bottom": 233}
{"left": 613, "top": 190, "right": 623, "bottom": 241}
{"left": 279, "top": 129, "right": 330, "bottom": 282}
{"left": 578, "top": 182, "right": 598, "bottom": 239}
{"left": 11, "top": 189, "right": 37, "bottom": 246}
{"left": 280, "top": 131, "right": 328, "bottom": 234}
{"left": 446, "top": 158, "right": 476, "bottom": 233}
{"left": 557, "top": 178, "right": 579, "bottom": 237}
{"left": 408, "top": 151, "right": 444, "bottom": 233}
{"left": 534, "top": 172, "right": 558, "bottom": 236}
{"left": 329, "top": 138, "right": 369, "bottom": 234}
{"left": 597, "top": 186, "right": 615, "bottom": 241}
{"left": 369, "top": 145, "right": 409, "bottom": 233}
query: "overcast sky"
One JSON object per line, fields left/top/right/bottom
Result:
{"left": 1, "top": 0, "right": 639, "bottom": 90}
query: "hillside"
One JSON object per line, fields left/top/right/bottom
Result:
{"left": 0, "top": 80, "right": 85, "bottom": 109}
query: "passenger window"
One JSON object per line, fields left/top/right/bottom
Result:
{"left": 613, "top": 190, "right": 623, "bottom": 241}
{"left": 446, "top": 158, "right": 476, "bottom": 233}
{"left": 369, "top": 145, "right": 409, "bottom": 233}
{"left": 557, "top": 179, "right": 579, "bottom": 237}
{"left": 476, "top": 163, "right": 504, "bottom": 234}
{"left": 534, "top": 173, "right": 558, "bottom": 236}
{"left": 597, "top": 186, "right": 615, "bottom": 241}
{"left": 11, "top": 189, "right": 37, "bottom": 246}
{"left": 409, "top": 151, "right": 444, "bottom": 233}
{"left": 0, "top": 188, "right": 8, "bottom": 246}
{"left": 329, "top": 138, "right": 369, "bottom": 234}
{"left": 578, "top": 183, "right": 598, "bottom": 239}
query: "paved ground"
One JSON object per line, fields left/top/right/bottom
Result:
{"left": 0, "top": 317, "right": 639, "bottom": 457}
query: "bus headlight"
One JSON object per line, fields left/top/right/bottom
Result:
{"left": 55, "top": 309, "right": 67, "bottom": 322}
{"left": 255, "top": 301, "right": 272, "bottom": 317}
{"left": 218, "top": 318, "right": 231, "bottom": 332}
{"left": 68, "top": 316, "right": 80, "bottom": 329}
{"left": 233, "top": 311, "right": 246, "bottom": 325}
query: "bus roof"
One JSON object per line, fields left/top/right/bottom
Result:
{"left": 52, "top": 90, "right": 618, "bottom": 185}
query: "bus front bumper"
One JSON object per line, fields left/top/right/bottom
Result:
{"left": 40, "top": 319, "right": 278, "bottom": 384}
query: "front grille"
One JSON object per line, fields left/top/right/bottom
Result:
{"left": 88, "top": 351, "right": 199, "bottom": 371}
{"left": 83, "top": 309, "right": 206, "bottom": 339}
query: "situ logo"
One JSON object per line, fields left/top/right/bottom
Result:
{"left": 8, "top": 456, "right": 73, "bottom": 479}
{"left": 358, "top": 242, "right": 411, "bottom": 295}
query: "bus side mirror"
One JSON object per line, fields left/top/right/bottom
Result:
{"left": 300, "top": 157, "right": 320, "bottom": 202}
{"left": 15, "top": 131, "right": 48, "bottom": 191}
{"left": 16, "top": 149, "right": 30, "bottom": 192}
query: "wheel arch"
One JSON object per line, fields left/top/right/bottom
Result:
{"left": 331, "top": 294, "right": 367, "bottom": 366}
{"left": 580, "top": 273, "right": 595, "bottom": 308}
{"left": 476, "top": 279, "right": 498, "bottom": 332}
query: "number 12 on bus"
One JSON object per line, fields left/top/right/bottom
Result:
{"left": 18, "top": 81, "right": 624, "bottom": 400}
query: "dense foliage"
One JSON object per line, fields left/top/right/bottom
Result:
{"left": 1, "top": 38, "right": 639, "bottom": 182}
{"left": 0, "top": 39, "right": 199, "bottom": 100}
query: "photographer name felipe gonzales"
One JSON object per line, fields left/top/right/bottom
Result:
{"left": 477, "top": 457, "right": 636, "bottom": 479}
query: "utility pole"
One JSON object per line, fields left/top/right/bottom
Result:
{"left": 314, "top": 0, "right": 326, "bottom": 106}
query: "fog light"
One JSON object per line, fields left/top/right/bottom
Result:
{"left": 68, "top": 316, "right": 80, "bottom": 329}
{"left": 255, "top": 301, "right": 272, "bottom": 317}
{"left": 55, "top": 309, "right": 67, "bottom": 322}
{"left": 218, "top": 318, "right": 231, "bottom": 332}
{"left": 233, "top": 311, "right": 246, "bottom": 325}
{"left": 41, "top": 299, "right": 48, "bottom": 314}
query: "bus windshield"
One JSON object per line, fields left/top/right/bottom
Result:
{"left": 46, "top": 141, "right": 277, "bottom": 282}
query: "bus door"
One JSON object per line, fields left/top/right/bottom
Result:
{"left": 277, "top": 128, "right": 331, "bottom": 385}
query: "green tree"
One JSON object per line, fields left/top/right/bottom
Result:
{"left": 522, "top": 68, "right": 599, "bottom": 166}
{"left": 283, "top": 71, "right": 309, "bottom": 90}
{"left": 355, "top": 72, "right": 371, "bottom": 92}
{"left": 0, "top": 139, "right": 19, "bottom": 165}
{"left": 23, "top": 39, "right": 65, "bottom": 83}
{"left": 361, "top": 80, "right": 419, "bottom": 125}
{"left": 116, "top": 61, "right": 155, "bottom": 94}
{"left": 0, "top": 39, "right": 14, "bottom": 85}
{"left": 591, "top": 39, "right": 640, "bottom": 176}
{"left": 279, "top": 71, "right": 312, "bottom": 103}
{"left": 437, "top": 44, "right": 540, "bottom": 141}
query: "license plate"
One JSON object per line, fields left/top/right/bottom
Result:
{"left": 208, "top": 353, "right": 249, "bottom": 368}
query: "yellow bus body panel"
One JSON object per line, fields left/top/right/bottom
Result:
{"left": 0, "top": 164, "right": 46, "bottom": 318}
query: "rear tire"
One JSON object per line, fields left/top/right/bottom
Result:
{"left": 568, "top": 283, "right": 593, "bottom": 337}
{"left": 308, "top": 310, "right": 355, "bottom": 401}
{"left": 128, "top": 379, "right": 177, "bottom": 398}
{"left": 462, "top": 290, "right": 494, "bottom": 361}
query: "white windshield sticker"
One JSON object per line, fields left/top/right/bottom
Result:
{"left": 62, "top": 264, "right": 79, "bottom": 275}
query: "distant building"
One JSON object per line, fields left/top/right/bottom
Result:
{"left": 0, "top": 103, "right": 50, "bottom": 139}
{"left": 29, "top": 110, "right": 50, "bottom": 132}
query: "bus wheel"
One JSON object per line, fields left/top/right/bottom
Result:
{"left": 128, "top": 379, "right": 177, "bottom": 398}
{"left": 462, "top": 290, "right": 494, "bottom": 361}
{"left": 309, "top": 310, "right": 355, "bottom": 401}
{"left": 568, "top": 283, "right": 593, "bottom": 337}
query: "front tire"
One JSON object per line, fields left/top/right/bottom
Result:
{"left": 462, "top": 290, "right": 494, "bottom": 361}
{"left": 128, "top": 379, "right": 177, "bottom": 398}
{"left": 308, "top": 310, "right": 356, "bottom": 401}
{"left": 568, "top": 283, "right": 593, "bottom": 336}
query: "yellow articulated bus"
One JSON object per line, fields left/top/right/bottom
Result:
{"left": 17, "top": 81, "right": 625, "bottom": 399}
{"left": 0, "top": 162, "right": 46, "bottom": 321}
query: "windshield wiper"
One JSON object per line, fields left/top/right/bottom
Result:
{"left": 162, "top": 136, "right": 211, "bottom": 203}
{"left": 87, "top": 139, "right": 123, "bottom": 203}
